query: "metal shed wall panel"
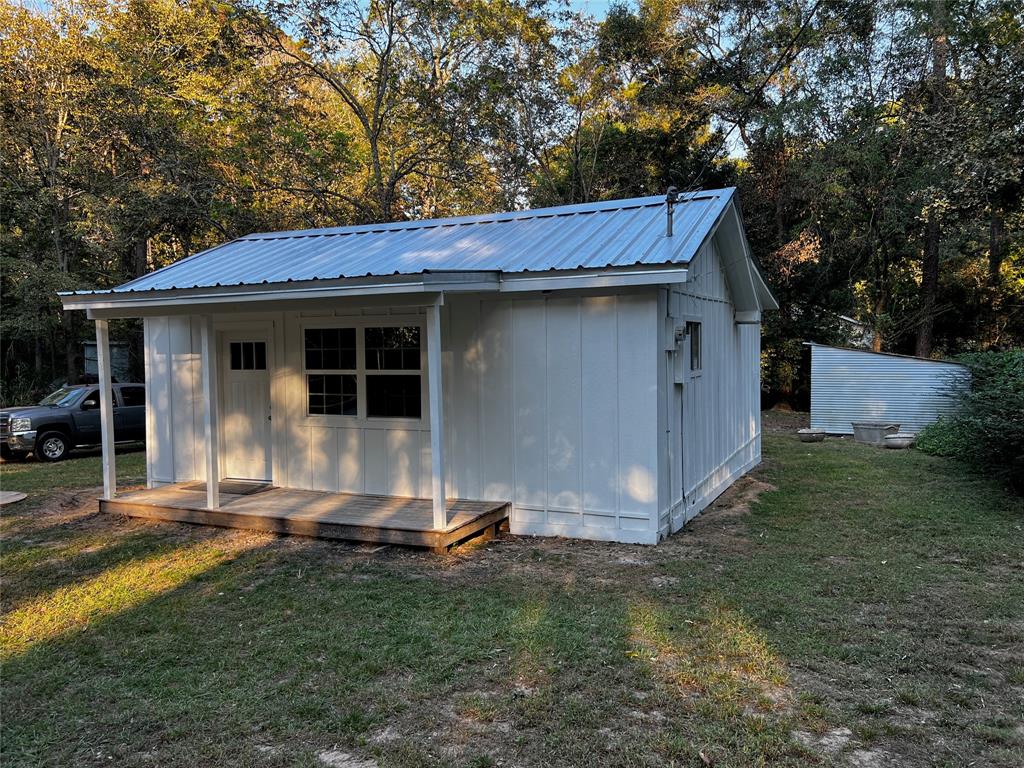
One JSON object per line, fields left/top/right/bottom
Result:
{"left": 809, "top": 344, "right": 969, "bottom": 434}
{"left": 110, "top": 190, "right": 734, "bottom": 293}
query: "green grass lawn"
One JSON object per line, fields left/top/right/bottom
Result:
{"left": 1, "top": 432, "right": 1021, "bottom": 767}
{"left": 0, "top": 445, "right": 147, "bottom": 495}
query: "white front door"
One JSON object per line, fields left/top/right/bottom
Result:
{"left": 220, "top": 332, "right": 272, "bottom": 481}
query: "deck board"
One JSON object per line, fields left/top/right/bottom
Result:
{"left": 102, "top": 484, "right": 509, "bottom": 550}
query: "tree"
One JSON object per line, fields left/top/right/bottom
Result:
{"left": 1, "top": 0, "right": 1021, "bottom": 404}
{"left": 243, "top": 0, "right": 559, "bottom": 221}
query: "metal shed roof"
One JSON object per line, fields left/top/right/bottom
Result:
{"left": 84, "top": 189, "right": 736, "bottom": 295}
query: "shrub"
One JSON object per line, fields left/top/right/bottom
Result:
{"left": 917, "top": 350, "right": 1024, "bottom": 492}
{"left": 915, "top": 417, "right": 963, "bottom": 457}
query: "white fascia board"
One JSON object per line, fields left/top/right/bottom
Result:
{"left": 730, "top": 200, "right": 779, "bottom": 311}
{"left": 498, "top": 266, "right": 688, "bottom": 292}
{"left": 62, "top": 266, "right": 689, "bottom": 318}
{"left": 61, "top": 273, "right": 498, "bottom": 314}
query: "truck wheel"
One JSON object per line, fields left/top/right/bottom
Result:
{"left": 35, "top": 432, "right": 70, "bottom": 462}
{"left": 1, "top": 446, "right": 28, "bottom": 462}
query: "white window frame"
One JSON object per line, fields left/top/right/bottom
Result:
{"left": 302, "top": 326, "right": 359, "bottom": 417}
{"left": 299, "top": 316, "right": 427, "bottom": 428}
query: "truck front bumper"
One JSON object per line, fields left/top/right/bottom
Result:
{"left": 6, "top": 431, "right": 37, "bottom": 451}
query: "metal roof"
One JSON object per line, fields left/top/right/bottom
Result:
{"left": 85, "top": 189, "right": 736, "bottom": 295}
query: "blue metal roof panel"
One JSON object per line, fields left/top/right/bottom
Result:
{"left": 105, "top": 189, "right": 735, "bottom": 294}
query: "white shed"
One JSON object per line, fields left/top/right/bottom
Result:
{"left": 808, "top": 343, "right": 969, "bottom": 435}
{"left": 60, "top": 189, "right": 776, "bottom": 547}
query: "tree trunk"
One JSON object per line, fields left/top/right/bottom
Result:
{"left": 871, "top": 247, "right": 888, "bottom": 353}
{"left": 872, "top": 292, "right": 885, "bottom": 353}
{"left": 914, "top": 1, "right": 947, "bottom": 358}
{"left": 133, "top": 238, "right": 149, "bottom": 278}
{"left": 63, "top": 309, "right": 78, "bottom": 384}
{"left": 34, "top": 332, "right": 43, "bottom": 377}
{"left": 988, "top": 206, "right": 1005, "bottom": 285}
{"left": 126, "top": 238, "right": 150, "bottom": 279}
{"left": 915, "top": 211, "right": 940, "bottom": 357}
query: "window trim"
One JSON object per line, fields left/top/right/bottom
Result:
{"left": 303, "top": 327, "right": 358, "bottom": 417}
{"left": 299, "top": 317, "right": 427, "bottom": 427}
{"left": 686, "top": 320, "right": 703, "bottom": 377}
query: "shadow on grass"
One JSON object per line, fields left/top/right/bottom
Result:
{"left": 0, "top": 529, "right": 811, "bottom": 768}
{"left": 1, "top": 526, "right": 232, "bottom": 614}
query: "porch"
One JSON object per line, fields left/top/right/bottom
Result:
{"left": 86, "top": 293, "right": 465, "bottom": 547}
{"left": 103, "top": 483, "right": 509, "bottom": 552}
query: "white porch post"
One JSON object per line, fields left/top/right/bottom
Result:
{"left": 200, "top": 315, "right": 220, "bottom": 510}
{"left": 95, "top": 319, "right": 116, "bottom": 500}
{"left": 425, "top": 299, "right": 447, "bottom": 530}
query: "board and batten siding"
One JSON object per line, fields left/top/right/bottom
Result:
{"left": 143, "top": 310, "right": 435, "bottom": 496}
{"left": 809, "top": 344, "right": 969, "bottom": 434}
{"left": 279, "top": 308, "right": 432, "bottom": 498}
{"left": 142, "top": 294, "right": 662, "bottom": 542}
{"left": 143, "top": 316, "right": 204, "bottom": 485}
{"left": 444, "top": 293, "right": 660, "bottom": 543}
{"left": 658, "top": 239, "right": 763, "bottom": 537}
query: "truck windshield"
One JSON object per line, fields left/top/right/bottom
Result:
{"left": 38, "top": 387, "right": 84, "bottom": 407}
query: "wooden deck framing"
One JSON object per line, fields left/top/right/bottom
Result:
{"left": 102, "top": 484, "right": 509, "bottom": 552}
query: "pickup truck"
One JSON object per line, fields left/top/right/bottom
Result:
{"left": 0, "top": 383, "right": 146, "bottom": 462}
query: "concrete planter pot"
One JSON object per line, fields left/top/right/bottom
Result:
{"left": 798, "top": 428, "right": 826, "bottom": 443}
{"left": 851, "top": 421, "right": 901, "bottom": 446}
{"left": 884, "top": 433, "right": 915, "bottom": 449}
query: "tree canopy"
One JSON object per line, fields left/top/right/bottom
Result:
{"left": 2, "top": 0, "right": 1021, "bottom": 404}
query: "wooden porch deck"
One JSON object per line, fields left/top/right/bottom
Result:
{"left": 101, "top": 484, "right": 510, "bottom": 552}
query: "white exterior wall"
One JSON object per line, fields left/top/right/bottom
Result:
{"left": 809, "top": 344, "right": 969, "bottom": 434}
{"left": 142, "top": 255, "right": 762, "bottom": 545}
{"left": 143, "top": 316, "right": 204, "bottom": 485}
{"left": 142, "top": 293, "right": 662, "bottom": 543}
{"left": 444, "top": 293, "right": 661, "bottom": 544}
{"left": 279, "top": 307, "right": 432, "bottom": 497}
{"left": 657, "top": 239, "right": 763, "bottom": 536}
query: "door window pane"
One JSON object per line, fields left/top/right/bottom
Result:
{"left": 83, "top": 389, "right": 116, "bottom": 409}
{"left": 366, "top": 375, "right": 421, "bottom": 418}
{"left": 230, "top": 341, "right": 267, "bottom": 371}
{"left": 365, "top": 327, "right": 420, "bottom": 370}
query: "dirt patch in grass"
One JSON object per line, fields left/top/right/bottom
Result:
{"left": 762, "top": 408, "right": 810, "bottom": 434}
{"left": 434, "top": 474, "right": 777, "bottom": 590}
{"left": 683, "top": 476, "right": 777, "bottom": 555}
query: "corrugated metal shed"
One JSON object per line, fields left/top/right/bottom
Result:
{"left": 808, "top": 343, "right": 969, "bottom": 434}
{"left": 95, "top": 189, "right": 735, "bottom": 294}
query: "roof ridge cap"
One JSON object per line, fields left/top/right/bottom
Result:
{"left": 241, "top": 189, "right": 727, "bottom": 241}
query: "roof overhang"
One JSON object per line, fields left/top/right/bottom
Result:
{"left": 60, "top": 264, "right": 690, "bottom": 319}
{"left": 707, "top": 199, "right": 779, "bottom": 317}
